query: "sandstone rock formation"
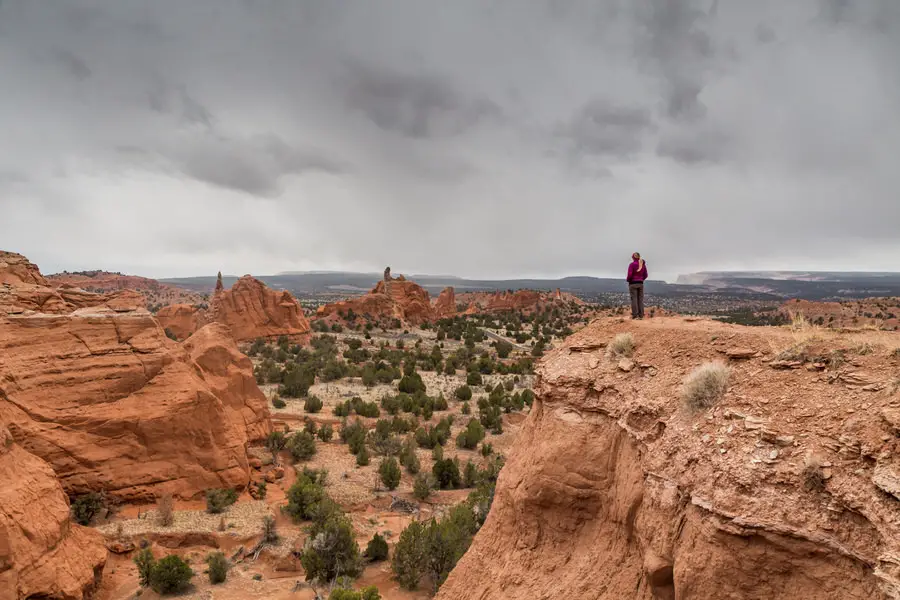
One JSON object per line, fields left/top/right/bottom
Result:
{"left": 156, "top": 303, "right": 208, "bottom": 340}
{"left": 316, "top": 271, "right": 437, "bottom": 325}
{"left": 457, "top": 288, "right": 583, "bottom": 315}
{"left": 209, "top": 275, "right": 310, "bottom": 341}
{"left": 0, "top": 426, "right": 107, "bottom": 600}
{"left": 0, "top": 308, "right": 271, "bottom": 501}
{"left": 433, "top": 286, "right": 457, "bottom": 319}
{"left": 0, "top": 251, "right": 47, "bottom": 286}
{"left": 438, "top": 317, "right": 900, "bottom": 599}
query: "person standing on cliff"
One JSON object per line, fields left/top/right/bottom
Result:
{"left": 626, "top": 252, "right": 648, "bottom": 319}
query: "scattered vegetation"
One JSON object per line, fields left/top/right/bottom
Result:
{"left": 206, "top": 551, "right": 229, "bottom": 584}
{"left": 681, "top": 362, "right": 730, "bottom": 411}
{"left": 205, "top": 488, "right": 238, "bottom": 514}
{"left": 608, "top": 332, "right": 635, "bottom": 358}
{"left": 71, "top": 492, "right": 106, "bottom": 526}
{"left": 133, "top": 551, "right": 194, "bottom": 595}
{"left": 288, "top": 431, "right": 318, "bottom": 462}
{"left": 364, "top": 533, "right": 389, "bottom": 562}
{"left": 379, "top": 457, "right": 401, "bottom": 490}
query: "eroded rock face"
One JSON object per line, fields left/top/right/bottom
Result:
{"left": 457, "top": 289, "right": 583, "bottom": 315}
{"left": 210, "top": 275, "right": 310, "bottom": 342}
{"left": 0, "top": 310, "right": 271, "bottom": 501}
{"left": 0, "top": 427, "right": 107, "bottom": 600}
{"left": 156, "top": 303, "right": 208, "bottom": 340}
{"left": 316, "top": 275, "right": 436, "bottom": 325}
{"left": 0, "top": 251, "right": 47, "bottom": 286}
{"left": 433, "top": 286, "right": 456, "bottom": 319}
{"left": 438, "top": 317, "right": 899, "bottom": 600}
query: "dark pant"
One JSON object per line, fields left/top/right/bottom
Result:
{"left": 629, "top": 283, "right": 644, "bottom": 318}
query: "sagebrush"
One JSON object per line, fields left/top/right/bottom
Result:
{"left": 681, "top": 362, "right": 730, "bottom": 411}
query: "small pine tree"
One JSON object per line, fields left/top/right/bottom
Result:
{"left": 364, "top": 533, "right": 389, "bottom": 562}
{"left": 318, "top": 423, "right": 334, "bottom": 442}
{"left": 356, "top": 445, "right": 370, "bottom": 467}
{"left": 149, "top": 554, "right": 193, "bottom": 594}
{"left": 134, "top": 547, "right": 155, "bottom": 587}
{"left": 206, "top": 551, "right": 228, "bottom": 584}
{"left": 379, "top": 457, "right": 401, "bottom": 490}
{"left": 413, "top": 473, "right": 431, "bottom": 501}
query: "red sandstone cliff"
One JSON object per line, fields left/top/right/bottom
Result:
{"left": 209, "top": 275, "right": 310, "bottom": 341}
{"left": 438, "top": 317, "right": 900, "bottom": 599}
{"left": 0, "top": 427, "right": 107, "bottom": 600}
{"left": 156, "top": 303, "right": 208, "bottom": 340}
{"left": 457, "top": 288, "right": 583, "bottom": 314}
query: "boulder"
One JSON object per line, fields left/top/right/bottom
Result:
{"left": 0, "top": 426, "right": 107, "bottom": 600}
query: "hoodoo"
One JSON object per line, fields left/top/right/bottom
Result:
{"left": 438, "top": 317, "right": 900, "bottom": 599}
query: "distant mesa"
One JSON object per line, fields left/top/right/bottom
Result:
{"left": 157, "top": 273, "right": 311, "bottom": 342}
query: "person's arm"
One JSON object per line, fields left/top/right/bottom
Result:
{"left": 626, "top": 263, "right": 634, "bottom": 283}
{"left": 640, "top": 263, "right": 648, "bottom": 279}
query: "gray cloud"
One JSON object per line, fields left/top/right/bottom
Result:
{"left": 0, "top": 0, "right": 898, "bottom": 280}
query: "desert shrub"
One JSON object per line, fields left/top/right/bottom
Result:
{"left": 157, "top": 494, "right": 175, "bottom": 527}
{"left": 432, "top": 444, "right": 443, "bottom": 461}
{"left": 149, "top": 555, "right": 194, "bottom": 594}
{"left": 283, "top": 472, "right": 326, "bottom": 522}
{"left": 134, "top": 547, "right": 155, "bottom": 587}
{"left": 456, "top": 418, "right": 485, "bottom": 450}
{"left": 413, "top": 473, "right": 432, "bottom": 501}
{"left": 398, "top": 373, "right": 426, "bottom": 394}
{"left": 364, "top": 533, "right": 389, "bottom": 562}
{"left": 354, "top": 399, "right": 381, "bottom": 418}
{"left": 256, "top": 481, "right": 267, "bottom": 499}
{"left": 466, "top": 371, "right": 483, "bottom": 386}
{"left": 340, "top": 420, "right": 368, "bottom": 454}
{"left": 272, "top": 396, "right": 287, "bottom": 409}
{"left": 379, "top": 457, "right": 401, "bottom": 490}
{"left": 266, "top": 430, "right": 287, "bottom": 458}
{"left": 205, "top": 488, "right": 237, "bottom": 514}
{"left": 304, "top": 420, "right": 319, "bottom": 435}
{"left": 356, "top": 445, "right": 370, "bottom": 466}
{"left": 330, "top": 586, "right": 382, "bottom": 600}
{"left": 287, "top": 431, "right": 317, "bottom": 462}
{"left": 454, "top": 385, "right": 472, "bottom": 401}
{"left": 300, "top": 511, "right": 361, "bottom": 585}
{"left": 262, "top": 515, "right": 278, "bottom": 543}
{"left": 318, "top": 423, "right": 334, "bottom": 442}
{"left": 461, "top": 402, "right": 471, "bottom": 415}
{"left": 608, "top": 332, "right": 634, "bottom": 357}
{"left": 681, "top": 362, "right": 730, "bottom": 411}
{"left": 304, "top": 395, "right": 324, "bottom": 413}
{"left": 206, "top": 551, "right": 228, "bottom": 584}
{"left": 334, "top": 400, "right": 352, "bottom": 417}
{"left": 401, "top": 446, "right": 421, "bottom": 475}
{"left": 854, "top": 342, "right": 874, "bottom": 356}
{"left": 71, "top": 492, "right": 105, "bottom": 526}
{"left": 802, "top": 455, "right": 826, "bottom": 492}
{"left": 479, "top": 404, "right": 503, "bottom": 434}
{"left": 391, "top": 521, "right": 427, "bottom": 590}
{"left": 432, "top": 459, "right": 461, "bottom": 490}
{"left": 164, "top": 327, "right": 178, "bottom": 341}
{"left": 481, "top": 442, "right": 494, "bottom": 457}
{"left": 495, "top": 340, "right": 513, "bottom": 358}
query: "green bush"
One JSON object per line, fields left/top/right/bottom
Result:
{"left": 398, "top": 373, "right": 426, "bottom": 394}
{"left": 379, "top": 457, "right": 401, "bottom": 490}
{"left": 329, "top": 586, "right": 382, "bottom": 600}
{"left": 300, "top": 511, "right": 361, "bottom": 584}
{"left": 341, "top": 420, "right": 368, "bottom": 455}
{"left": 317, "top": 423, "right": 334, "bottom": 442}
{"left": 356, "top": 445, "right": 370, "bottom": 466}
{"left": 205, "top": 488, "right": 237, "bottom": 514}
{"left": 283, "top": 471, "right": 326, "bottom": 522}
{"left": 272, "top": 396, "right": 286, "bottom": 409}
{"left": 304, "top": 420, "right": 318, "bottom": 435}
{"left": 456, "top": 418, "right": 486, "bottom": 450}
{"left": 413, "top": 473, "right": 431, "bottom": 501}
{"left": 304, "top": 395, "right": 324, "bottom": 413}
{"left": 401, "top": 445, "right": 421, "bottom": 475}
{"left": 432, "top": 459, "right": 461, "bottom": 490}
{"left": 454, "top": 385, "right": 472, "bottom": 401}
{"left": 206, "top": 551, "right": 228, "bottom": 584}
{"left": 461, "top": 402, "right": 471, "bottom": 415}
{"left": 287, "top": 431, "right": 317, "bottom": 462}
{"left": 364, "top": 532, "right": 389, "bottom": 562}
{"left": 134, "top": 547, "right": 155, "bottom": 587}
{"left": 70, "top": 492, "right": 105, "bottom": 525}
{"left": 466, "top": 371, "right": 483, "bottom": 386}
{"left": 462, "top": 460, "right": 479, "bottom": 488}
{"left": 391, "top": 521, "right": 427, "bottom": 590}
{"left": 149, "top": 554, "right": 194, "bottom": 595}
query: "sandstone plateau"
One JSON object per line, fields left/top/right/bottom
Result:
{"left": 156, "top": 274, "right": 310, "bottom": 342}
{"left": 0, "top": 426, "right": 107, "bottom": 600}
{"left": 458, "top": 288, "right": 582, "bottom": 314}
{"left": 438, "top": 317, "right": 900, "bottom": 599}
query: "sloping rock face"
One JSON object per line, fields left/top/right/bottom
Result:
{"left": 156, "top": 303, "right": 208, "bottom": 340}
{"left": 438, "top": 317, "right": 900, "bottom": 600}
{"left": 209, "top": 275, "right": 310, "bottom": 342}
{"left": 0, "top": 251, "right": 47, "bottom": 286}
{"left": 458, "top": 289, "right": 583, "bottom": 315}
{"left": 316, "top": 275, "right": 436, "bottom": 325}
{"left": 0, "top": 426, "right": 107, "bottom": 600}
{"left": 0, "top": 309, "right": 271, "bottom": 501}
{"left": 433, "top": 286, "right": 456, "bottom": 319}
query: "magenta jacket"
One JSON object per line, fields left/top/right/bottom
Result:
{"left": 627, "top": 260, "right": 648, "bottom": 283}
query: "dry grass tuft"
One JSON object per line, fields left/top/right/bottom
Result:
{"left": 828, "top": 349, "right": 846, "bottom": 370}
{"left": 853, "top": 342, "right": 874, "bottom": 355}
{"left": 681, "top": 362, "right": 730, "bottom": 411}
{"left": 157, "top": 494, "right": 174, "bottom": 527}
{"left": 802, "top": 455, "right": 826, "bottom": 492}
{"left": 608, "top": 333, "right": 635, "bottom": 358}
{"left": 890, "top": 348, "right": 900, "bottom": 359}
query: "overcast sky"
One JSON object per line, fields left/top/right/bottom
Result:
{"left": 1, "top": 1, "right": 898, "bottom": 281}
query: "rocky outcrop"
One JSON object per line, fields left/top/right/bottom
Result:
{"left": 433, "top": 286, "right": 457, "bottom": 319}
{"left": 316, "top": 273, "right": 436, "bottom": 325}
{"left": 209, "top": 275, "right": 310, "bottom": 342}
{"left": 457, "top": 289, "right": 583, "bottom": 314}
{"left": 156, "top": 303, "right": 208, "bottom": 340}
{"left": 0, "top": 308, "right": 271, "bottom": 501}
{"left": 0, "top": 251, "right": 48, "bottom": 286}
{"left": 438, "top": 317, "right": 900, "bottom": 599}
{"left": 0, "top": 426, "right": 107, "bottom": 600}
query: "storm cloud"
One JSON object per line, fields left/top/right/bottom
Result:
{"left": 1, "top": 0, "right": 898, "bottom": 280}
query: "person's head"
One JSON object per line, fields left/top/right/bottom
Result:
{"left": 632, "top": 252, "right": 641, "bottom": 261}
